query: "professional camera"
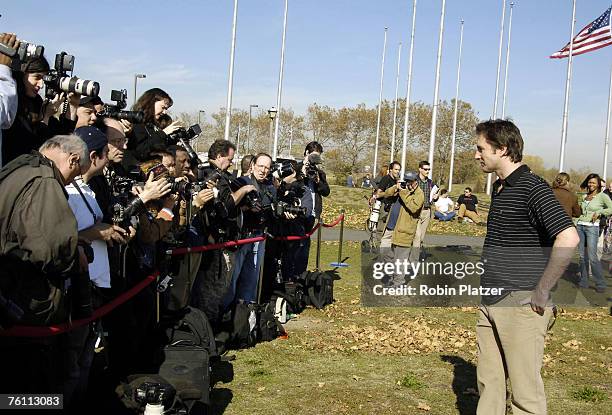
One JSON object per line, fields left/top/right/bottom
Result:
{"left": 0, "top": 38, "right": 44, "bottom": 62}
{"left": 43, "top": 52, "right": 100, "bottom": 99}
{"left": 134, "top": 381, "right": 176, "bottom": 409}
{"left": 271, "top": 159, "right": 295, "bottom": 180}
{"left": 367, "top": 199, "right": 382, "bottom": 232}
{"left": 274, "top": 200, "right": 306, "bottom": 217}
{"left": 166, "top": 124, "right": 202, "bottom": 145}
{"left": 305, "top": 153, "right": 323, "bottom": 180}
{"left": 97, "top": 89, "right": 144, "bottom": 123}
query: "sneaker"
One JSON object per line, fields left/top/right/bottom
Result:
{"left": 595, "top": 287, "right": 607, "bottom": 294}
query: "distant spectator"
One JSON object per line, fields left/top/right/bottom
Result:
{"left": 576, "top": 173, "right": 612, "bottom": 292}
{"left": 241, "top": 154, "right": 254, "bottom": 177}
{"left": 456, "top": 187, "right": 483, "bottom": 224}
{"left": 346, "top": 174, "right": 355, "bottom": 187}
{"left": 552, "top": 172, "right": 580, "bottom": 218}
{"left": 361, "top": 173, "right": 372, "bottom": 188}
{"left": 434, "top": 189, "right": 456, "bottom": 221}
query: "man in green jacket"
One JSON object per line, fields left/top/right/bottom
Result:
{"left": 381, "top": 171, "right": 424, "bottom": 285}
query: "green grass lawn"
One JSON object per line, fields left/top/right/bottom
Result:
{"left": 322, "top": 185, "right": 490, "bottom": 237}
{"left": 211, "top": 243, "right": 611, "bottom": 414}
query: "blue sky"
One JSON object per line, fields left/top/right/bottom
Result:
{"left": 3, "top": 0, "right": 612, "bottom": 170}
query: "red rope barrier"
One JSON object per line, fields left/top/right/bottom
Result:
{"left": 166, "top": 213, "right": 345, "bottom": 255}
{"left": 0, "top": 272, "right": 159, "bottom": 338}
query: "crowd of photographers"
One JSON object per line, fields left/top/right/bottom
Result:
{"left": 0, "top": 34, "right": 329, "bottom": 410}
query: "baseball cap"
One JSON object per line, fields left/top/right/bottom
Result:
{"left": 403, "top": 171, "right": 418, "bottom": 182}
{"left": 74, "top": 126, "right": 108, "bottom": 152}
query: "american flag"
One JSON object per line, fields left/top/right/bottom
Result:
{"left": 550, "top": 5, "right": 612, "bottom": 58}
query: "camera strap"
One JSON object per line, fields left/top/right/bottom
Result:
{"left": 72, "top": 179, "right": 99, "bottom": 224}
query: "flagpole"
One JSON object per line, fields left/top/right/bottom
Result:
{"left": 400, "top": 0, "right": 418, "bottom": 178}
{"left": 273, "top": 0, "right": 289, "bottom": 161}
{"left": 390, "top": 42, "right": 402, "bottom": 163}
{"left": 427, "top": 0, "right": 446, "bottom": 180}
{"left": 449, "top": 19, "right": 464, "bottom": 193}
{"left": 487, "top": 0, "right": 506, "bottom": 195}
{"left": 501, "top": 2, "right": 514, "bottom": 119}
{"left": 604, "top": 65, "right": 612, "bottom": 182}
{"left": 224, "top": 0, "right": 239, "bottom": 141}
{"left": 373, "top": 27, "right": 388, "bottom": 178}
{"left": 559, "top": 0, "right": 577, "bottom": 172}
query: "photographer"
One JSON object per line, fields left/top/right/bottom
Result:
{"left": 126, "top": 88, "right": 183, "bottom": 164}
{"left": 295, "top": 141, "right": 329, "bottom": 274}
{"left": 0, "top": 33, "right": 19, "bottom": 168}
{"left": 384, "top": 171, "right": 424, "bottom": 286}
{"left": 75, "top": 96, "right": 103, "bottom": 129}
{"left": 2, "top": 54, "right": 79, "bottom": 165}
{"left": 191, "top": 139, "right": 256, "bottom": 322}
{"left": 374, "top": 161, "right": 401, "bottom": 249}
{"left": 0, "top": 134, "right": 90, "bottom": 394}
{"left": 222, "top": 153, "right": 277, "bottom": 309}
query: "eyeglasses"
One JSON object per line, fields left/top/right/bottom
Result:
{"left": 421, "top": 167, "right": 430, "bottom": 171}
{"left": 255, "top": 165, "right": 271, "bottom": 172}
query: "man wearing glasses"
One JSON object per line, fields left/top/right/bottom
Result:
{"left": 456, "top": 187, "right": 483, "bottom": 225}
{"left": 411, "top": 160, "right": 439, "bottom": 262}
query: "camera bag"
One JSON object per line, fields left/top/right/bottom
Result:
{"left": 160, "top": 306, "right": 215, "bottom": 409}
{"left": 256, "top": 302, "right": 286, "bottom": 342}
{"left": 298, "top": 270, "right": 341, "bottom": 309}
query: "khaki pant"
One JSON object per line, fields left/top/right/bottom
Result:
{"left": 458, "top": 204, "right": 482, "bottom": 223}
{"left": 476, "top": 291, "right": 555, "bottom": 415}
{"left": 409, "top": 208, "right": 431, "bottom": 262}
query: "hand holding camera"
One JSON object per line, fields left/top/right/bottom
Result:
{"left": 138, "top": 172, "right": 172, "bottom": 204}
{"left": 0, "top": 33, "right": 19, "bottom": 67}
{"left": 163, "top": 120, "right": 184, "bottom": 135}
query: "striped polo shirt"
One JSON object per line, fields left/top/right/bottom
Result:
{"left": 481, "top": 164, "right": 574, "bottom": 305}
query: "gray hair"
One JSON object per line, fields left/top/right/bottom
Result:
{"left": 39, "top": 134, "right": 91, "bottom": 169}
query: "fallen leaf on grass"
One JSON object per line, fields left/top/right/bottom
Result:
{"left": 417, "top": 402, "right": 431, "bottom": 411}
{"left": 318, "top": 382, "right": 325, "bottom": 388}
{"left": 257, "top": 387, "right": 266, "bottom": 392}
{"left": 352, "top": 375, "right": 363, "bottom": 381}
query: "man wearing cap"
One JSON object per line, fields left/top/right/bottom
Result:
{"left": 381, "top": 171, "right": 424, "bottom": 285}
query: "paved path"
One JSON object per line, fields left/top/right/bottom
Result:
{"left": 319, "top": 227, "right": 484, "bottom": 247}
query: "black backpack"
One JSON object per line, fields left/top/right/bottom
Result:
{"left": 273, "top": 281, "right": 307, "bottom": 315}
{"left": 160, "top": 307, "right": 215, "bottom": 409}
{"left": 217, "top": 302, "right": 285, "bottom": 350}
{"left": 298, "top": 270, "right": 340, "bottom": 309}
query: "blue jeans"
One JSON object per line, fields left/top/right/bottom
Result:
{"left": 223, "top": 239, "right": 265, "bottom": 310}
{"left": 434, "top": 211, "right": 456, "bottom": 221}
{"left": 577, "top": 224, "right": 607, "bottom": 289}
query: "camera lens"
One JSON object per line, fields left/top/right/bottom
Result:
{"left": 58, "top": 76, "right": 100, "bottom": 97}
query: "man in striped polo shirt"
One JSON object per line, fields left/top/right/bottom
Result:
{"left": 474, "top": 120, "right": 579, "bottom": 415}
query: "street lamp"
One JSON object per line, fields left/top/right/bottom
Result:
{"left": 133, "top": 73, "right": 146, "bottom": 107}
{"left": 198, "top": 110, "right": 206, "bottom": 126}
{"left": 267, "top": 107, "right": 278, "bottom": 155}
{"left": 247, "top": 104, "right": 258, "bottom": 152}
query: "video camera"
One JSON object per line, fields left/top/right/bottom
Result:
{"left": 134, "top": 381, "right": 176, "bottom": 410}
{"left": 304, "top": 153, "right": 323, "bottom": 180}
{"left": 0, "top": 38, "right": 44, "bottom": 63}
{"left": 271, "top": 159, "right": 295, "bottom": 181}
{"left": 97, "top": 89, "right": 144, "bottom": 123}
{"left": 166, "top": 124, "right": 201, "bottom": 146}
{"left": 43, "top": 51, "right": 100, "bottom": 99}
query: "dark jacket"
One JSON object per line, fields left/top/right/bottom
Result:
{"left": 126, "top": 122, "right": 168, "bottom": 162}
{"left": 1, "top": 94, "right": 74, "bottom": 165}
{"left": 552, "top": 186, "right": 581, "bottom": 218}
{"left": 0, "top": 152, "right": 79, "bottom": 325}
{"left": 304, "top": 169, "right": 330, "bottom": 218}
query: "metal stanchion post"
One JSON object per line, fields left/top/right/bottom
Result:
{"left": 331, "top": 210, "right": 348, "bottom": 268}
{"left": 315, "top": 220, "right": 323, "bottom": 271}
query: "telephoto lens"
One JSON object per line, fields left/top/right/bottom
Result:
{"left": 58, "top": 76, "right": 100, "bottom": 97}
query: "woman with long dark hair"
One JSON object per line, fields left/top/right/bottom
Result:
{"left": 126, "top": 88, "right": 182, "bottom": 163}
{"left": 576, "top": 173, "right": 612, "bottom": 292}
{"left": 1, "top": 55, "right": 78, "bottom": 165}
